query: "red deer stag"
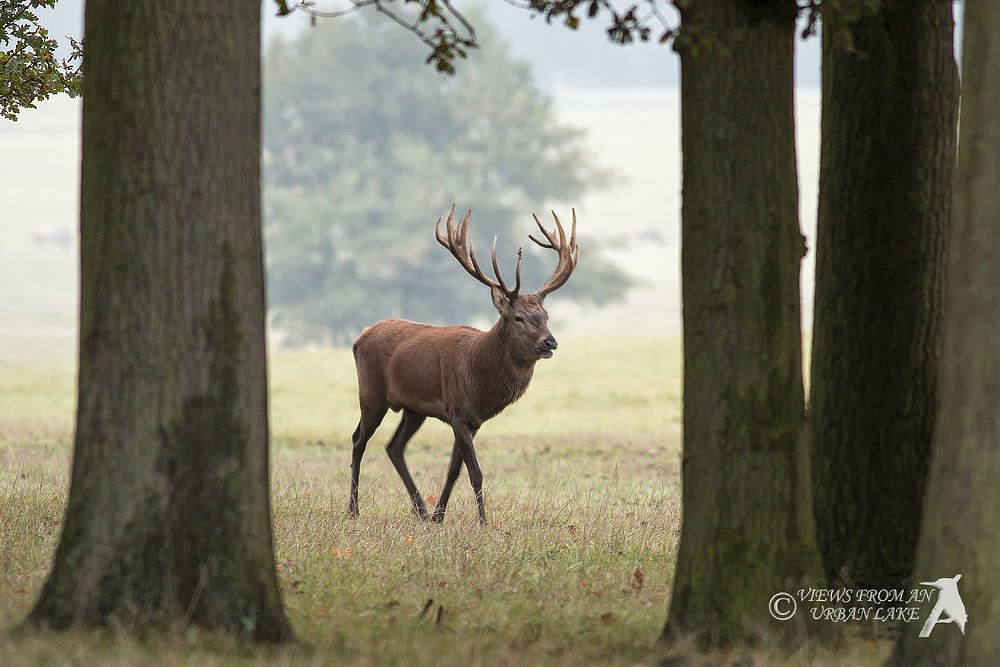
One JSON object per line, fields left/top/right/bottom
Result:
{"left": 348, "top": 204, "right": 579, "bottom": 524}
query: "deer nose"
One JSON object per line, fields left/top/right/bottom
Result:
{"left": 544, "top": 336, "right": 558, "bottom": 351}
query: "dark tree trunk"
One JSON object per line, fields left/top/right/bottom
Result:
{"left": 664, "top": 0, "right": 825, "bottom": 648}
{"left": 892, "top": 1, "right": 1000, "bottom": 663}
{"left": 27, "top": 0, "right": 293, "bottom": 642}
{"left": 809, "top": 1, "right": 958, "bottom": 590}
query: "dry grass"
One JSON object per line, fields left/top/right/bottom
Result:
{"left": 0, "top": 338, "right": 889, "bottom": 664}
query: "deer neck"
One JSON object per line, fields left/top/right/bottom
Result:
{"left": 481, "top": 319, "right": 537, "bottom": 371}
{"left": 471, "top": 321, "right": 536, "bottom": 413}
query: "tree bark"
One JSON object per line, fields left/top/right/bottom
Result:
{"left": 27, "top": 0, "right": 294, "bottom": 642}
{"left": 809, "top": 0, "right": 958, "bottom": 591}
{"left": 664, "top": 0, "right": 825, "bottom": 648}
{"left": 892, "top": 1, "right": 1000, "bottom": 663}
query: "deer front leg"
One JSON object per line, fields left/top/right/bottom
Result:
{"left": 430, "top": 442, "right": 464, "bottom": 523}
{"left": 455, "top": 422, "right": 487, "bottom": 525}
{"left": 432, "top": 421, "right": 485, "bottom": 524}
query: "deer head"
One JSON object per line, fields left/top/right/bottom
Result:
{"left": 435, "top": 205, "right": 579, "bottom": 362}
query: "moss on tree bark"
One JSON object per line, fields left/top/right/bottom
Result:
{"left": 808, "top": 0, "right": 958, "bottom": 591}
{"left": 664, "top": 0, "right": 826, "bottom": 649}
{"left": 27, "top": 0, "right": 293, "bottom": 642}
{"left": 892, "top": 1, "right": 1000, "bottom": 662}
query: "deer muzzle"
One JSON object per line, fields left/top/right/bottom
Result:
{"left": 538, "top": 336, "right": 558, "bottom": 359}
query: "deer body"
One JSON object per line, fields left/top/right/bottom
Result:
{"left": 348, "top": 207, "right": 577, "bottom": 524}
{"left": 355, "top": 318, "right": 535, "bottom": 425}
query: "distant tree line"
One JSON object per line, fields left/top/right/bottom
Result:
{"left": 263, "top": 11, "right": 632, "bottom": 344}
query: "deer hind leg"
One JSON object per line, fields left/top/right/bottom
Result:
{"left": 348, "top": 402, "right": 388, "bottom": 518}
{"left": 386, "top": 408, "right": 429, "bottom": 519}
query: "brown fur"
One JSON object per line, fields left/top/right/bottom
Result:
{"left": 348, "top": 292, "right": 557, "bottom": 524}
{"left": 347, "top": 207, "right": 578, "bottom": 524}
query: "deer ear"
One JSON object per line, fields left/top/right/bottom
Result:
{"left": 491, "top": 285, "right": 510, "bottom": 315}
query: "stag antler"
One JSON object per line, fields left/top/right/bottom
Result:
{"left": 530, "top": 209, "right": 579, "bottom": 299}
{"left": 435, "top": 204, "right": 522, "bottom": 299}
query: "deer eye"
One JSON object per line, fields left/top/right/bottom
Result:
{"left": 514, "top": 316, "right": 523, "bottom": 323}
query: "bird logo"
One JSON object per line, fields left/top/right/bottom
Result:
{"left": 919, "top": 574, "right": 967, "bottom": 638}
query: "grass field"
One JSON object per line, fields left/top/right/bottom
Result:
{"left": 0, "top": 339, "right": 686, "bottom": 665}
{"left": 0, "top": 339, "right": 890, "bottom": 665}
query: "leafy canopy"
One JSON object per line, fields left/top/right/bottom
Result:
{"left": 0, "top": 0, "right": 81, "bottom": 121}
{"left": 263, "top": 12, "right": 630, "bottom": 344}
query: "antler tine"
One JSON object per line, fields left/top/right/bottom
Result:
{"left": 565, "top": 208, "right": 579, "bottom": 266}
{"left": 530, "top": 208, "right": 579, "bottom": 300}
{"left": 468, "top": 243, "right": 491, "bottom": 286}
{"left": 435, "top": 204, "right": 514, "bottom": 293}
{"left": 456, "top": 207, "right": 471, "bottom": 247}
{"left": 434, "top": 203, "right": 456, "bottom": 248}
{"left": 514, "top": 247, "right": 523, "bottom": 293}
{"left": 573, "top": 212, "right": 579, "bottom": 257}
{"left": 488, "top": 236, "right": 522, "bottom": 298}
{"left": 467, "top": 233, "right": 520, "bottom": 300}
{"left": 529, "top": 213, "right": 556, "bottom": 249}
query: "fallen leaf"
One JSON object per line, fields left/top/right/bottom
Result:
{"left": 632, "top": 568, "right": 645, "bottom": 592}
{"left": 599, "top": 612, "right": 616, "bottom": 625}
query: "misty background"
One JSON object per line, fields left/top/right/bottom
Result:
{"left": 0, "top": 0, "right": 825, "bottom": 366}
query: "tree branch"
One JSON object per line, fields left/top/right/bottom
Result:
{"left": 499, "top": 0, "right": 678, "bottom": 45}
{"left": 273, "top": 0, "right": 478, "bottom": 74}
